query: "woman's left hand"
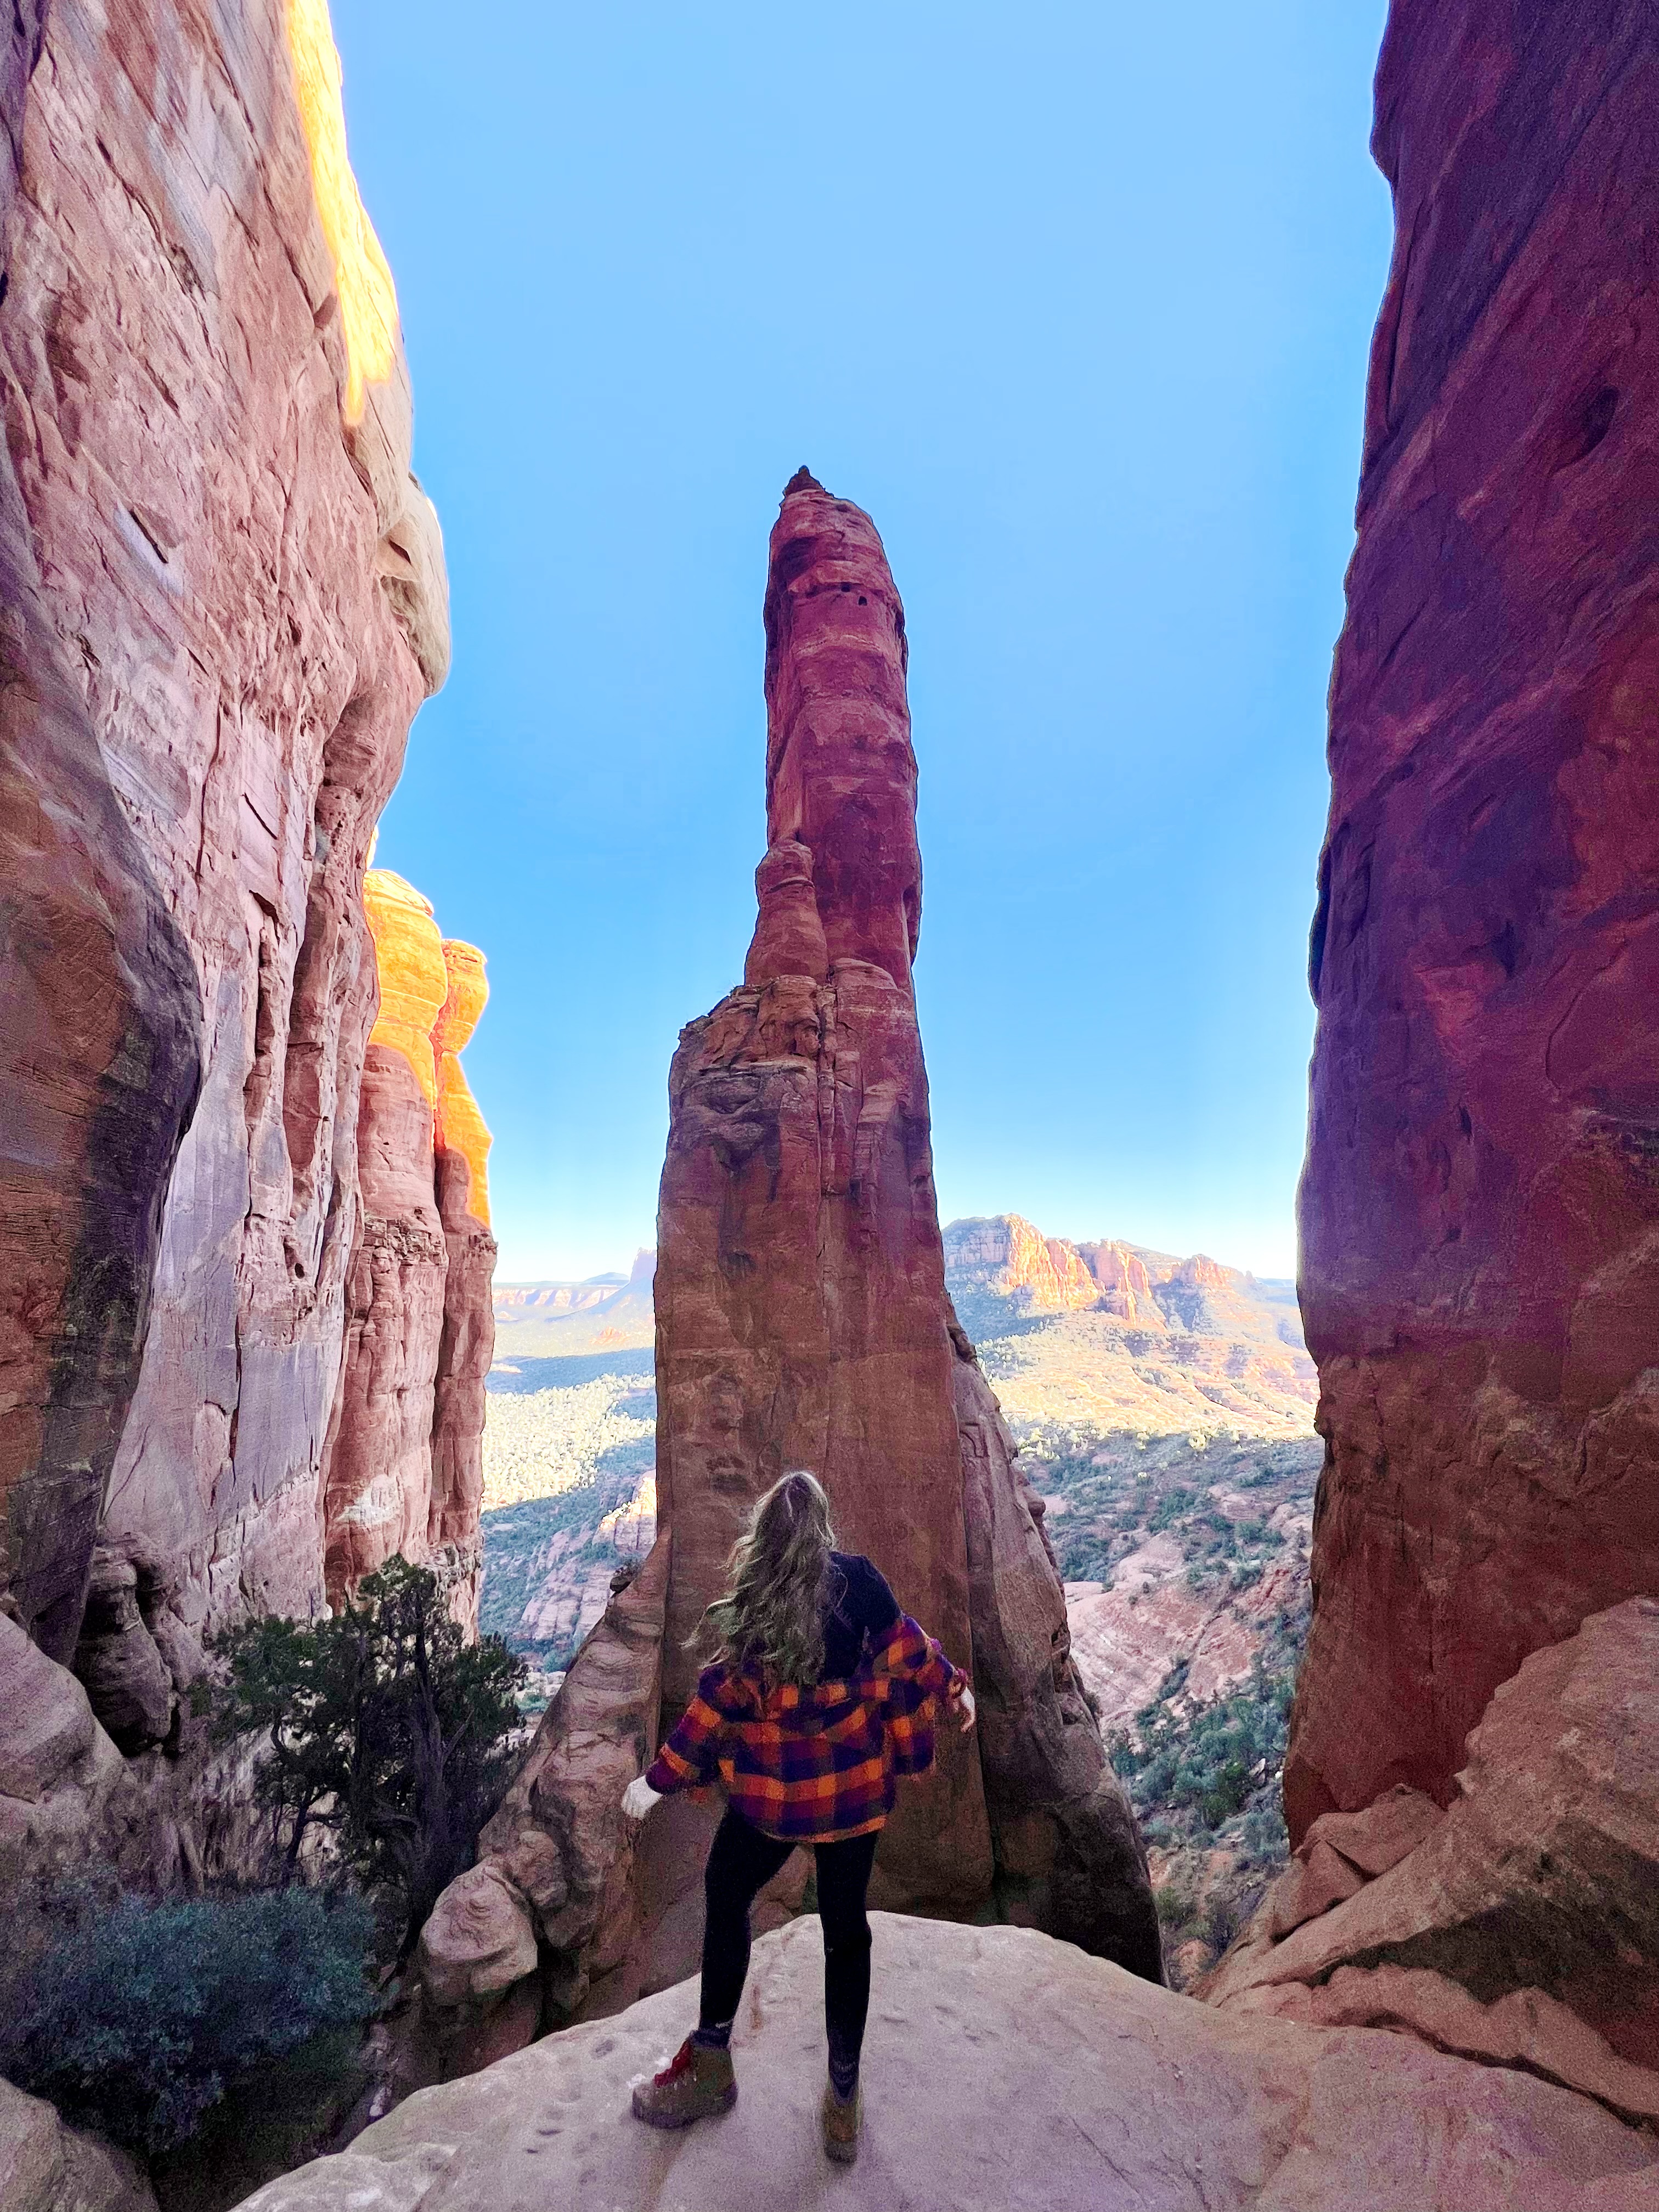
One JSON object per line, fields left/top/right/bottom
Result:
{"left": 622, "top": 1775, "right": 663, "bottom": 1824}
{"left": 956, "top": 1685, "right": 976, "bottom": 1734}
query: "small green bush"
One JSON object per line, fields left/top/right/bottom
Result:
{"left": 1, "top": 1889, "right": 377, "bottom": 2154}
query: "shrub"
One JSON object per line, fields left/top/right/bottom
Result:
{"left": 0, "top": 1890, "right": 377, "bottom": 2154}
{"left": 204, "top": 1555, "right": 527, "bottom": 1947}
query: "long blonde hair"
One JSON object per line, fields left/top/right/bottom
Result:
{"left": 697, "top": 1470, "right": 837, "bottom": 1688}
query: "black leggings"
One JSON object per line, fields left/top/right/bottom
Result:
{"left": 699, "top": 1805, "right": 879, "bottom": 2080}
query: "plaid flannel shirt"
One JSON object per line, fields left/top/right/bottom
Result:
{"left": 645, "top": 1614, "right": 967, "bottom": 1843}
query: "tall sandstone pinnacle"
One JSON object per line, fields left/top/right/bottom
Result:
{"left": 1288, "top": 0, "right": 1659, "bottom": 1835}
{"left": 652, "top": 473, "right": 1161, "bottom": 1959}
{"left": 414, "top": 478, "right": 1159, "bottom": 2052}
{"left": 0, "top": 0, "right": 467, "bottom": 1907}
{"left": 322, "top": 871, "right": 495, "bottom": 1632}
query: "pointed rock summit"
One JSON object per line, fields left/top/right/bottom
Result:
{"left": 781, "top": 464, "right": 824, "bottom": 496}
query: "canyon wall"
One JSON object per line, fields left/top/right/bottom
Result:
{"left": 1289, "top": 0, "right": 1659, "bottom": 1833}
{"left": 0, "top": 0, "right": 466, "bottom": 1880}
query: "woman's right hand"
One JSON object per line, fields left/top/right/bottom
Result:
{"left": 622, "top": 1775, "right": 663, "bottom": 1825}
{"left": 956, "top": 1685, "right": 977, "bottom": 1734}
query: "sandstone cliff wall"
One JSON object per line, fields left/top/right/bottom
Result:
{"left": 1289, "top": 0, "right": 1659, "bottom": 1835}
{"left": 0, "top": 0, "right": 460, "bottom": 1876}
{"left": 324, "top": 870, "right": 495, "bottom": 1632}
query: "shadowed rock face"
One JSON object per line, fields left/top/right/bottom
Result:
{"left": 1289, "top": 0, "right": 1659, "bottom": 1835}
{"left": 0, "top": 0, "right": 202, "bottom": 1674}
{"left": 0, "top": 0, "right": 448, "bottom": 1885}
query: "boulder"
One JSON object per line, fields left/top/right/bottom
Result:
{"left": 416, "top": 1864, "right": 538, "bottom": 2010}
{"left": 0, "top": 2080, "right": 155, "bottom": 2212}
{"left": 1231, "top": 1965, "right": 1659, "bottom": 2131}
{"left": 235, "top": 1915, "right": 1659, "bottom": 2212}
{"left": 0, "top": 1615, "right": 97, "bottom": 1803}
{"left": 1209, "top": 1601, "right": 1659, "bottom": 2068}
{"left": 70, "top": 1558, "right": 173, "bottom": 1755}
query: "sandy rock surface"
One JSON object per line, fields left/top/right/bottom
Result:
{"left": 239, "top": 1915, "right": 1659, "bottom": 2212}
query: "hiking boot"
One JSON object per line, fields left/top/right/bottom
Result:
{"left": 631, "top": 2036, "right": 737, "bottom": 2129}
{"left": 821, "top": 2081, "right": 862, "bottom": 2164}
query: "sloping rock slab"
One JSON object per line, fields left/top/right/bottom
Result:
{"left": 0, "top": 2080, "right": 155, "bottom": 2212}
{"left": 1206, "top": 1599, "right": 1659, "bottom": 2065}
{"left": 236, "top": 1915, "right": 1659, "bottom": 2212}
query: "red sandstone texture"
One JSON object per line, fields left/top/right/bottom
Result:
{"left": 1288, "top": 0, "right": 1659, "bottom": 1837}
{"left": 1205, "top": 1601, "right": 1659, "bottom": 2109}
{"left": 324, "top": 874, "right": 495, "bottom": 1630}
{"left": 413, "top": 478, "right": 1159, "bottom": 2051}
{"left": 0, "top": 0, "right": 456, "bottom": 1880}
{"left": 650, "top": 473, "right": 1159, "bottom": 1956}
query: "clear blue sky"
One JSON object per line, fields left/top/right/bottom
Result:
{"left": 335, "top": 0, "right": 1392, "bottom": 1283}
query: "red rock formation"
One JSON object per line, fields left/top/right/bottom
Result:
{"left": 430, "top": 940, "right": 496, "bottom": 1620}
{"left": 1289, "top": 0, "right": 1659, "bottom": 1835}
{"left": 414, "top": 478, "right": 1160, "bottom": 2050}
{"left": 0, "top": 0, "right": 447, "bottom": 1807}
{"left": 324, "top": 871, "right": 451, "bottom": 1604}
{"left": 1210, "top": 1600, "right": 1659, "bottom": 2079}
{"left": 654, "top": 473, "right": 989, "bottom": 1912}
{"left": 323, "top": 874, "right": 494, "bottom": 1628}
{"left": 654, "top": 473, "right": 1160, "bottom": 1955}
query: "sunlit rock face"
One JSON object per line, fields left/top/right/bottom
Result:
{"left": 324, "top": 873, "right": 495, "bottom": 1629}
{"left": 0, "top": 0, "right": 447, "bottom": 1868}
{"left": 1290, "top": 0, "right": 1659, "bottom": 1834}
{"left": 431, "top": 940, "right": 496, "bottom": 1592}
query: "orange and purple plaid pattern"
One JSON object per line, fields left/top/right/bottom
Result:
{"left": 645, "top": 1615, "right": 966, "bottom": 1843}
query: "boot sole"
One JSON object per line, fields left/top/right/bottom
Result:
{"left": 824, "top": 2134, "right": 859, "bottom": 2165}
{"left": 631, "top": 2085, "right": 738, "bottom": 2130}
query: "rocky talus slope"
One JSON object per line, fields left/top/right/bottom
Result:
{"left": 417, "top": 477, "right": 1162, "bottom": 2056}
{"left": 241, "top": 1917, "right": 1658, "bottom": 2212}
{"left": 0, "top": 0, "right": 482, "bottom": 1927}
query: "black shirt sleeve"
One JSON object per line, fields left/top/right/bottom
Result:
{"left": 838, "top": 1553, "right": 901, "bottom": 1638}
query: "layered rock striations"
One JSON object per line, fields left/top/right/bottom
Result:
{"left": 0, "top": 0, "right": 460, "bottom": 1887}
{"left": 653, "top": 475, "right": 988, "bottom": 1912}
{"left": 652, "top": 473, "right": 1158, "bottom": 1955}
{"left": 1289, "top": 0, "right": 1659, "bottom": 1835}
{"left": 324, "top": 871, "right": 495, "bottom": 1628}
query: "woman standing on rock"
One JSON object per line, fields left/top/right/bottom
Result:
{"left": 621, "top": 1469, "right": 974, "bottom": 2165}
